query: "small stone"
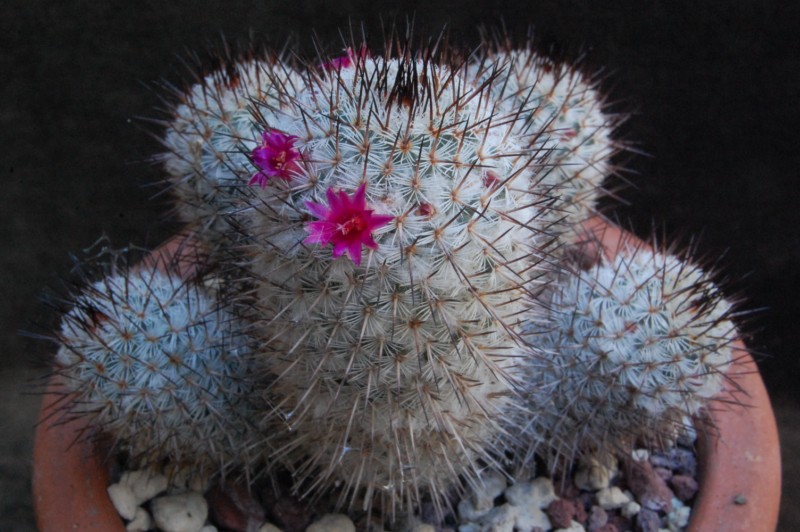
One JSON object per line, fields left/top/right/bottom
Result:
{"left": 595, "top": 487, "right": 631, "bottom": 510}
{"left": 734, "top": 494, "right": 748, "bottom": 505}
{"left": 121, "top": 470, "right": 168, "bottom": 504}
{"left": 573, "top": 498, "right": 588, "bottom": 524}
{"left": 476, "top": 504, "right": 518, "bottom": 532}
{"left": 635, "top": 508, "right": 661, "bottom": 532}
{"left": 107, "top": 483, "right": 139, "bottom": 520}
{"left": 258, "top": 525, "right": 281, "bottom": 532}
{"left": 594, "top": 525, "right": 618, "bottom": 532}
{"left": 587, "top": 506, "right": 608, "bottom": 531}
{"left": 649, "top": 448, "right": 697, "bottom": 477}
{"left": 126, "top": 507, "right": 152, "bottom": 532}
{"left": 625, "top": 459, "right": 673, "bottom": 512}
{"left": 207, "top": 482, "right": 266, "bottom": 532}
{"left": 468, "top": 471, "right": 508, "bottom": 513}
{"left": 631, "top": 449, "right": 650, "bottom": 462}
{"left": 574, "top": 456, "right": 616, "bottom": 491}
{"left": 515, "top": 505, "right": 551, "bottom": 531}
{"left": 669, "top": 474, "right": 698, "bottom": 502}
{"left": 665, "top": 498, "right": 691, "bottom": 531}
{"left": 458, "top": 497, "right": 487, "bottom": 522}
{"left": 200, "top": 526, "right": 218, "bottom": 532}
{"left": 264, "top": 494, "right": 313, "bottom": 531}
{"left": 505, "top": 477, "right": 558, "bottom": 508}
{"left": 151, "top": 492, "right": 208, "bottom": 532}
{"left": 306, "top": 513, "right": 356, "bottom": 532}
{"left": 555, "top": 520, "right": 586, "bottom": 532}
{"left": 653, "top": 467, "right": 672, "bottom": 482}
{"left": 547, "top": 499, "right": 576, "bottom": 529}
{"left": 621, "top": 501, "right": 642, "bottom": 519}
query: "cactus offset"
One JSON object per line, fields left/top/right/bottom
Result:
{"left": 515, "top": 243, "right": 738, "bottom": 469}
{"left": 54, "top": 261, "right": 264, "bottom": 480}
{"left": 161, "top": 54, "right": 303, "bottom": 238}
{"left": 470, "top": 46, "right": 621, "bottom": 241}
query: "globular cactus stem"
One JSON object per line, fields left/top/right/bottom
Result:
{"left": 515, "top": 238, "right": 739, "bottom": 470}
{"left": 53, "top": 254, "right": 265, "bottom": 481}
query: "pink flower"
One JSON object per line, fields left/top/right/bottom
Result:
{"left": 304, "top": 183, "right": 393, "bottom": 265}
{"left": 320, "top": 45, "right": 368, "bottom": 71}
{"left": 249, "top": 131, "right": 302, "bottom": 187}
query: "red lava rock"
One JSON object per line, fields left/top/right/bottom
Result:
{"left": 573, "top": 497, "right": 588, "bottom": 524}
{"left": 653, "top": 466, "right": 672, "bottom": 481}
{"left": 557, "top": 479, "right": 581, "bottom": 499}
{"left": 607, "top": 514, "right": 632, "bottom": 532}
{"left": 649, "top": 448, "right": 697, "bottom": 477}
{"left": 594, "top": 524, "right": 619, "bottom": 532}
{"left": 207, "top": 482, "right": 266, "bottom": 532}
{"left": 669, "top": 474, "right": 699, "bottom": 502}
{"left": 547, "top": 498, "right": 577, "bottom": 529}
{"left": 624, "top": 459, "right": 674, "bottom": 512}
{"left": 263, "top": 494, "right": 314, "bottom": 532}
{"left": 635, "top": 508, "right": 661, "bottom": 532}
{"left": 587, "top": 505, "right": 608, "bottom": 531}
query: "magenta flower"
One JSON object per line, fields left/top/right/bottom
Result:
{"left": 304, "top": 183, "right": 394, "bottom": 265}
{"left": 320, "top": 45, "right": 368, "bottom": 71}
{"left": 249, "top": 130, "right": 302, "bottom": 187}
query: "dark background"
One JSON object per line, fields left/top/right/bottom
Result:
{"left": 2, "top": 1, "right": 798, "bottom": 529}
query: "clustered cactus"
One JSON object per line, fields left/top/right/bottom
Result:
{"left": 54, "top": 254, "right": 266, "bottom": 480}
{"left": 50, "top": 33, "right": 741, "bottom": 524}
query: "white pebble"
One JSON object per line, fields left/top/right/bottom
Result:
{"left": 631, "top": 449, "right": 650, "bottom": 462}
{"left": 125, "top": 507, "right": 152, "bottom": 532}
{"left": 477, "top": 504, "right": 518, "bottom": 532}
{"left": 107, "top": 483, "right": 139, "bottom": 521}
{"left": 574, "top": 456, "right": 617, "bottom": 491}
{"left": 151, "top": 492, "right": 209, "bottom": 532}
{"left": 514, "top": 504, "right": 551, "bottom": 531}
{"left": 121, "top": 470, "right": 168, "bottom": 504}
{"left": 458, "top": 471, "right": 508, "bottom": 522}
{"left": 504, "top": 477, "right": 557, "bottom": 509}
{"left": 621, "top": 500, "right": 642, "bottom": 519}
{"left": 258, "top": 524, "right": 282, "bottom": 532}
{"left": 200, "top": 526, "right": 218, "bottom": 532}
{"left": 306, "top": 513, "right": 355, "bottom": 532}
{"left": 469, "top": 471, "right": 508, "bottom": 513}
{"left": 666, "top": 497, "right": 691, "bottom": 531}
{"left": 595, "top": 486, "right": 631, "bottom": 510}
{"left": 555, "top": 520, "right": 586, "bottom": 532}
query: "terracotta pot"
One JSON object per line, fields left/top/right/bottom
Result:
{"left": 31, "top": 223, "right": 781, "bottom": 531}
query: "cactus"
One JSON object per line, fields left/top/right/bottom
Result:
{"left": 229, "top": 50, "right": 561, "bottom": 516}
{"left": 43, "top": 32, "right": 751, "bottom": 528}
{"left": 469, "top": 45, "right": 622, "bottom": 241}
{"left": 514, "top": 242, "right": 738, "bottom": 469}
{"left": 54, "top": 259, "right": 265, "bottom": 480}
{"left": 160, "top": 53, "right": 303, "bottom": 238}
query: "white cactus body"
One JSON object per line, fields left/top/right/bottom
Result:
{"left": 162, "top": 57, "right": 303, "bottom": 234}
{"left": 55, "top": 265, "right": 264, "bottom": 479}
{"left": 470, "top": 49, "right": 619, "bottom": 238}
{"left": 516, "top": 245, "right": 737, "bottom": 467}
{"left": 231, "top": 54, "right": 559, "bottom": 515}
